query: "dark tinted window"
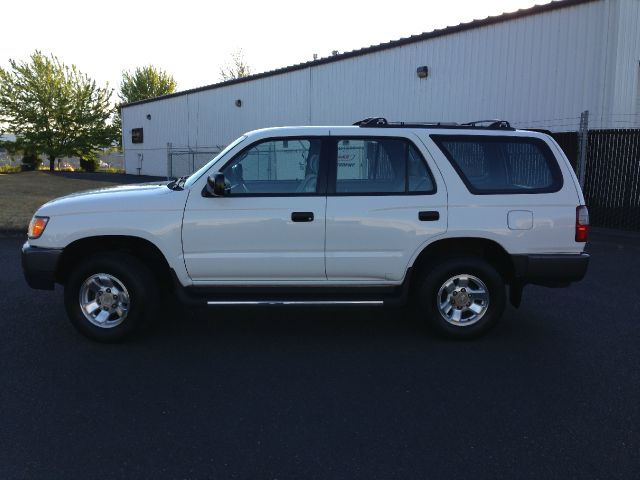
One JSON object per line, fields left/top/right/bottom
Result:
{"left": 335, "top": 138, "right": 435, "bottom": 194}
{"left": 131, "top": 128, "right": 143, "bottom": 144}
{"left": 431, "top": 135, "right": 562, "bottom": 194}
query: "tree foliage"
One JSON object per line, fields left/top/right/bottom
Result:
{"left": 219, "top": 50, "right": 252, "bottom": 81}
{"left": 119, "top": 66, "right": 177, "bottom": 104}
{"left": 0, "top": 51, "right": 117, "bottom": 171}
{"left": 115, "top": 66, "right": 177, "bottom": 144}
{"left": 21, "top": 150, "right": 42, "bottom": 171}
{"left": 0, "top": 136, "right": 22, "bottom": 157}
{"left": 79, "top": 151, "right": 99, "bottom": 172}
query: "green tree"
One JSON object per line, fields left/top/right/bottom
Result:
{"left": 0, "top": 51, "right": 117, "bottom": 171}
{"left": 116, "top": 65, "right": 177, "bottom": 143}
{"left": 0, "top": 136, "right": 22, "bottom": 158}
{"left": 21, "top": 149, "right": 42, "bottom": 171}
{"left": 119, "top": 66, "right": 177, "bottom": 104}
{"left": 219, "top": 50, "right": 252, "bottom": 81}
{"left": 79, "top": 151, "right": 99, "bottom": 172}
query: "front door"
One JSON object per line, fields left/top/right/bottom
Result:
{"left": 182, "top": 136, "right": 328, "bottom": 283}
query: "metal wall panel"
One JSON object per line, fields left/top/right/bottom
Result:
{"left": 608, "top": 0, "right": 640, "bottom": 128}
{"left": 122, "top": 0, "right": 638, "bottom": 176}
{"left": 307, "top": 0, "right": 609, "bottom": 131}
{"left": 122, "top": 95, "right": 189, "bottom": 175}
{"left": 192, "top": 68, "right": 311, "bottom": 150}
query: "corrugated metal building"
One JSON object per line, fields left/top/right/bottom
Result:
{"left": 121, "top": 0, "right": 640, "bottom": 177}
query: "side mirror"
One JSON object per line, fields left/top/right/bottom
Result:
{"left": 205, "top": 172, "right": 226, "bottom": 197}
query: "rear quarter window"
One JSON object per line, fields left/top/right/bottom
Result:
{"left": 430, "top": 135, "right": 563, "bottom": 194}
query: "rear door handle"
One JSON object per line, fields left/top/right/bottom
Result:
{"left": 418, "top": 211, "right": 440, "bottom": 221}
{"left": 292, "top": 212, "right": 314, "bottom": 222}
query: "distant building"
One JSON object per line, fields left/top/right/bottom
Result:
{"left": 121, "top": 0, "right": 640, "bottom": 177}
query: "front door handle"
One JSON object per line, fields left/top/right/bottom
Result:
{"left": 418, "top": 211, "right": 440, "bottom": 221}
{"left": 292, "top": 212, "right": 314, "bottom": 222}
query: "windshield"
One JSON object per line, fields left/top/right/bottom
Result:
{"left": 184, "top": 135, "right": 248, "bottom": 188}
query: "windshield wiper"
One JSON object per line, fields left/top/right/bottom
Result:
{"left": 168, "top": 176, "right": 189, "bottom": 190}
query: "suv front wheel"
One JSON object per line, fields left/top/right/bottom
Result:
{"left": 418, "top": 257, "right": 506, "bottom": 338}
{"left": 63, "top": 253, "right": 159, "bottom": 342}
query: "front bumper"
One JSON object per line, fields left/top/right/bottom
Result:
{"left": 512, "top": 253, "right": 590, "bottom": 286}
{"left": 22, "top": 242, "right": 63, "bottom": 290}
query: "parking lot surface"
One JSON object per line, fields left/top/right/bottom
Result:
{"left": 1, "top": 232, "right": 638, "bottom": 479}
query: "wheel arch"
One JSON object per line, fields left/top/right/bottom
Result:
{"left": 408, "top": 237, "right": 515, "bottom": 289}
{"left": 56, "top": 235, "right": 174, "bottom": 293}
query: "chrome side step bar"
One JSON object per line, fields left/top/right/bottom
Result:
{"left": 170, "top": 269, "right": 411, "bottom": 308}
{"left": 206, "top": 300, "right": 385, "bottom": 306}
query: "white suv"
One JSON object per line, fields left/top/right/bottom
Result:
{"left": 22, "top": 118, "right": 590, "bottom": 341}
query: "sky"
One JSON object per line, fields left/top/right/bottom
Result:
{"left": 1, "top": 0, "right": 553, "bottom": 98}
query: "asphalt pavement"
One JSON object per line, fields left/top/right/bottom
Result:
{"left": 0, "top": 233, "right": 638, "bottom": 479}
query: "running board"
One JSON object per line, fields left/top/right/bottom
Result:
{"left": 206, "top": 300, "right": 384, "bottom": 306}
{"left": 170, "top": 269, "right": 412, "bottom": 308}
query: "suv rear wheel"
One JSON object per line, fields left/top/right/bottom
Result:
{"left": 417, "top": 257, "right": 506, "bottom": 338}
{"left": 64, "top": 253, "right": 159, "bottom": 342}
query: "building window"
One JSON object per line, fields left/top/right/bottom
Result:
{"left": 131, "top": 128, "right": 143, "bottom": 144}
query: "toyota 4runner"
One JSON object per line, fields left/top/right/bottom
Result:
{"left": 22, "top": 118, "right": 590, "bottom": 341}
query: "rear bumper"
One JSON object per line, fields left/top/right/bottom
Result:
{"left": 22, "top": 242, "right": 63, "bottom": 290}
{"left": 512, "top": 253, "right": 590, "bottom": 286}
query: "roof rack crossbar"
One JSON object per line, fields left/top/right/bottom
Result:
{"left": 353, "top": 117, "right": 389, "bottom": 127}
{"left": 460, "top": 119, "right": 512, "bottom": 129}
{"left": 354, "top": 118, "right": 514, "bottom": 130}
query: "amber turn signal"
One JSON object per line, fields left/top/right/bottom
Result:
{"left": 28, "top": 216, "right": 49, "bottom": 239}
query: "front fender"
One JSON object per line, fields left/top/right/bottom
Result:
{"left": 28, "top": 188, "right": 191, "bottom": 286}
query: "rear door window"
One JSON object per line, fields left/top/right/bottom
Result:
{"left": 430, "top": 135, "right": 563, "bottom": 194}
{"left": 334, "top": 138, "right": 435, "bottom": 194}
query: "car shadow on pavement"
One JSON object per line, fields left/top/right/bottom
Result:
{"left": 141, "top": 301, "right": 554, "bottom": 348}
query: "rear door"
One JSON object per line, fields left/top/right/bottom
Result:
{"left": 324, "top": 134, "right": 447, "bottom": 283}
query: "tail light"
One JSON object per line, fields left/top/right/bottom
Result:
{"left": 575, "top": 206, "right": 589, "bottom": 242}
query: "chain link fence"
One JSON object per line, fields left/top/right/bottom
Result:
{"left": 551, "top": 128, "right": 640, "bottom": 232}
{"left": 167, "top": 147, "right": 222, "bottom": 179}
{"left": 581, "top": 129, "right": 640, "bottom": 232}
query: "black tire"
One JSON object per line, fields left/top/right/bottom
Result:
{"left": 63, "top": 252, "right": 159, "bottom": 342}
{"left": 417, "top": 256, "right": 506, "bottom": 339}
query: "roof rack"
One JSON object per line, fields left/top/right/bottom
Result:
{"left": 522, "top": 128, "right": 552, "bottom": 135}
{"left": 353, "top": 117, "right": 513, "bottom": 130}
{"left": 460, "top": 119, "right": 512, "bottom": 129}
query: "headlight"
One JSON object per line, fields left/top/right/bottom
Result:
{"left": 28, "top": 216, "right": 49, "bottom": 239}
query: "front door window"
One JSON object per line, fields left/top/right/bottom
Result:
{"left": 222, "top": 139, "right": 322, "bottom": 195}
